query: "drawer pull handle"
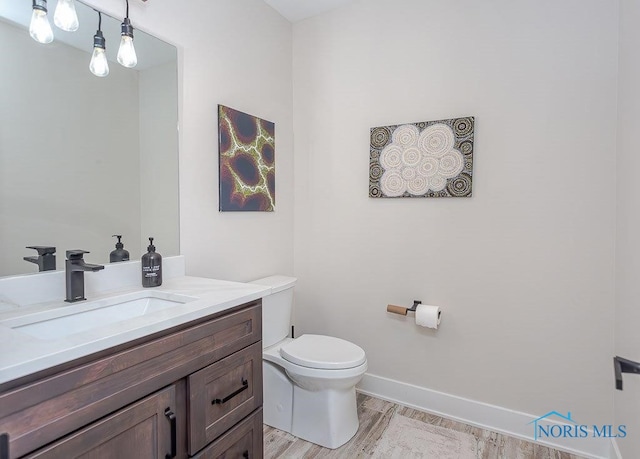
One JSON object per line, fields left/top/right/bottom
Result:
{"left": 212, "top": 378, "right": 249, "bottom": 405}
{"left": 1, "top": 433, "right": 9, "bottom": 459}
{"left": 243, "top": 450, "right": 249, "bottom": 459}
{"left": 164, "top": 408, "right": 177, "bottom": 459}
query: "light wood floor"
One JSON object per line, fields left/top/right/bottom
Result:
{"left": 263, "top": 393, "right": 587, "bottom": 458}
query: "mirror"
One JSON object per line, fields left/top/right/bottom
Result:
{"left": 0, "top": 0, "right": 179, "bottom": 277}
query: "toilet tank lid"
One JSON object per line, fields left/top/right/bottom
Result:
{"left": 250, "top": 275, "right": 297, "bottom": 294}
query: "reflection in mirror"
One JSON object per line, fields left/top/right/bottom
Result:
{"left": 0, "top": 0, "right": 179, "bottom": 277}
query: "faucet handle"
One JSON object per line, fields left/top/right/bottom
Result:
{"left": 66, "top": 250, "right": 90, "bottom": 260}
{"left": 26, "top": 246, "right": 56, "bottom": 256}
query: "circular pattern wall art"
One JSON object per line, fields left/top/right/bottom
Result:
{"left": 369, "top": 116, "right": 474, "bottom": 198}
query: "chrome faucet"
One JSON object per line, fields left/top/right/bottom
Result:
{"left": 65, "top": 250, "right": 104, "bottom": 303}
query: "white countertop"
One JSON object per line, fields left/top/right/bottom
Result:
{"left": 0, "top": 276, "right": 270, "bottom": 386}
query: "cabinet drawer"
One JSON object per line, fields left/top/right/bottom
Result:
{"left": 188, "top": 342, "right": 263, "bottom": 455}
{"left": 192, "top": 408, "right": 262, "bottom": 459}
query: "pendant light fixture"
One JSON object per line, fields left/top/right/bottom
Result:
{"left": 89, "top": 12, "right": 109, "bottom": 77}
{"left": 117, "top": 0, "right": 138, "bottom": 68}
{"left": 29, "top": 0, "right": 54, "bottom": 44}
{"left": 54, "top": 0, "right": 79, "bottom": 32}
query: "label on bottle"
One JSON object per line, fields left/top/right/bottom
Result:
{"left": 143, "top": 265, "right": 160, "bottom": 277}
{"left": 142, "top": 255, "right": 162, "bottom": 287}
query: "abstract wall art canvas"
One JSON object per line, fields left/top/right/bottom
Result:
{"left": 218, "top": 105, "right": 275, "bottom": 211}
{"left": 369, "top": 116, "right": 474, "bottom": 198}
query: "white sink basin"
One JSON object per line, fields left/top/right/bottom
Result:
{"left": 2, "top": 291, "right": 198, "bottom": 340}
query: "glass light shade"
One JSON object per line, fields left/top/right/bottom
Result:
{"left": 89, "top": 47, "right": 109, "bottom": 77}
{"left": 29, "top": 8, "right": 53, "bottom": 44}
{"left": 117, "top": 35, "right": 137, "bottom": 68}
{"left": 54, "top": 0, "right": 79, "bottom": 32}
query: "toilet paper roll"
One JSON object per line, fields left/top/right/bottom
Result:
{"left": 415, "top": 304, "right": 441, "bottom": 329}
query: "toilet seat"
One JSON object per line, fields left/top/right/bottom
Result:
{"left": 280, "top": 334, "right": 366, "bottom": 370}
{"left": 264, "top": 338, "right": 368, "bottom": 381}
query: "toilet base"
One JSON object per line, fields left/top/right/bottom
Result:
{"left": 291, "top": 384, "right": 359, "bottom": 449}
{"left": 262, "top": 344, "right": 366, "bottom": 450}
{"left": 263, "top": 360, "right": 293, "bottom": 432}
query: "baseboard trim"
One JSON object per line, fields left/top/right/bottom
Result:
{"left": 357, "top": 373, "right": 612, "bottom": 459}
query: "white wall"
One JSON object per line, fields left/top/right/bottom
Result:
{"left": 615, "top": 0, "right": 640, "bottom": 457}
{"left": 293, "top": 0, "right": 618, "bottom": 425}
{"left": 82, "top": 0, "right": 295, "bottom": 282}
{"left": 0, "top": 20, "right": 141, "bottom": 276}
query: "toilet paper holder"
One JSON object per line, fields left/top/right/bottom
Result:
{"left": 386, "top": 300, "right": 422, "bottom": 316}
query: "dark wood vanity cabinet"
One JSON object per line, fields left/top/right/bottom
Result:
{"left": 0, "top": 301, "right": 263, "bottom": 459}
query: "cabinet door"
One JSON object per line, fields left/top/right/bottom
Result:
{"left": 25, "top": 385, "right": 177, "bottom": 459}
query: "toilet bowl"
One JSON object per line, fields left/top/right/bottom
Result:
{"left": 251, "top": 276, "right": 367, "bottom": 449}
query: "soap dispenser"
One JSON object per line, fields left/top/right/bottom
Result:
{"left": 141, "top": 237, "right": 162, "bottom": 287}
{"left": 110, "top": 235, "right": 130, "bottom": 262}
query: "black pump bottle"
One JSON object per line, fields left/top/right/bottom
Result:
{"left": 110, "top": 235, "right": 130, "bottom": 262}
{"left": 141, "top": 237, "right": 162, "bottom": 287}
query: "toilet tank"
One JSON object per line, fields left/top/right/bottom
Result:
{"left": 250, "top": 275, "right": 297, "bottom": 348}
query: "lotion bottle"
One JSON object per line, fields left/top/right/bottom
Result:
{"left": 110, "top": 235, "right": 130, "bottom": 262}
{"left": 141, "top": 237, "right": 162, "bottom": 287}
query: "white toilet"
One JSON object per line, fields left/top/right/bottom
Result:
{"left": 251, "top": 275, "right": 367, "bottom": 449}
